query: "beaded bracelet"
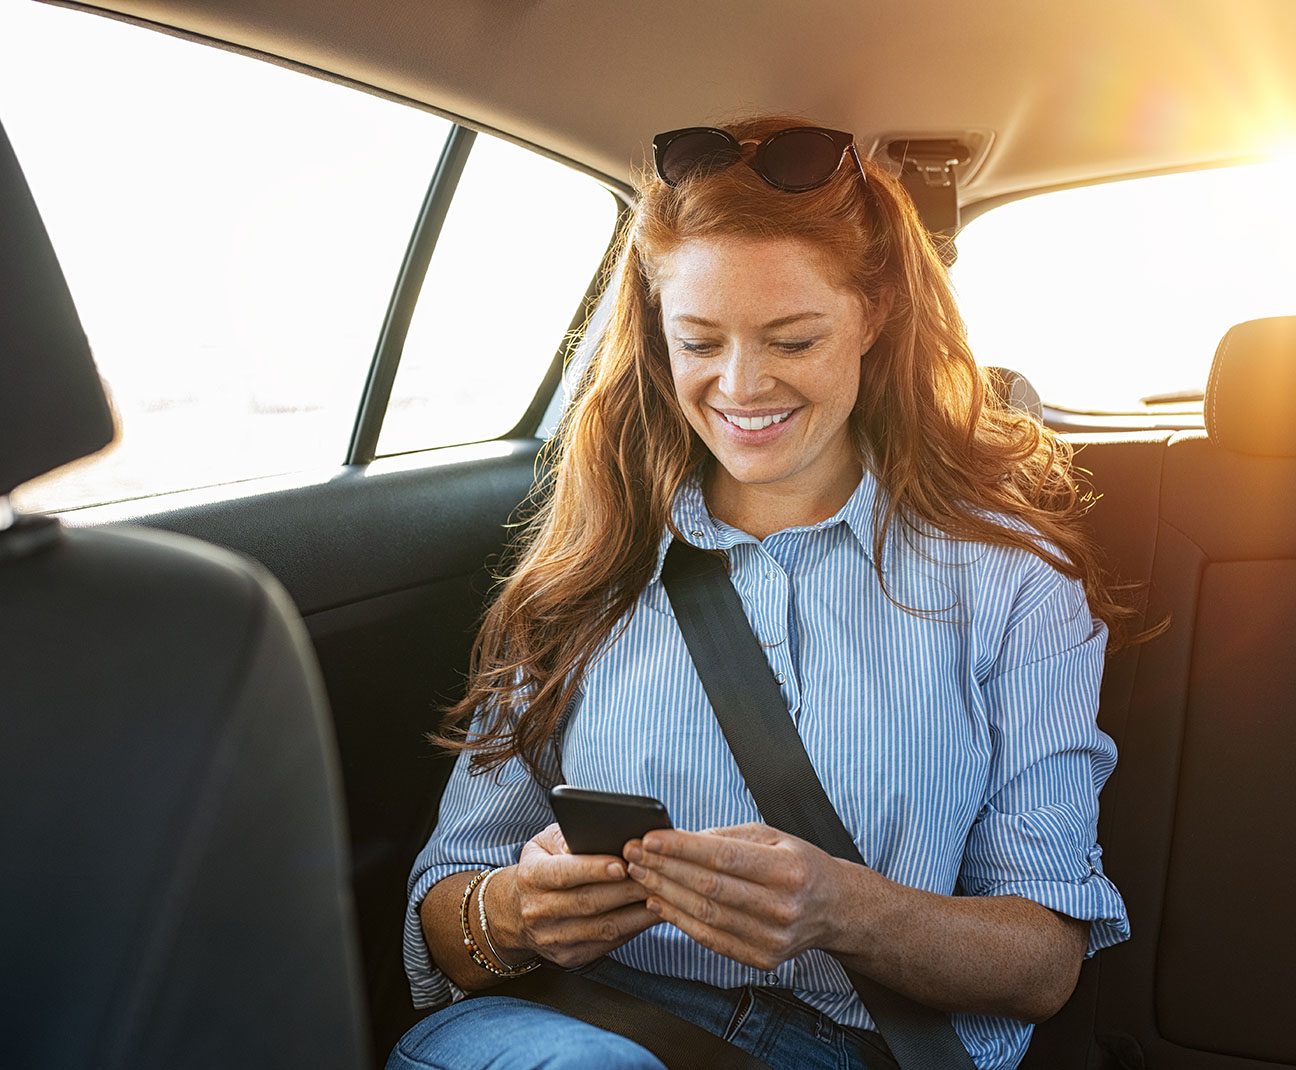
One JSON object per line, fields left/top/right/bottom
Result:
{"left": 459, "top": 868, "right": 541, "bottom": 978}
{"left": 477, "top": 868, "right": 527, "bottom": 972}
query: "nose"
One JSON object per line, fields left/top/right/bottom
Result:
{"left": 718, "top": 343, "right": 773, "bottom": 403}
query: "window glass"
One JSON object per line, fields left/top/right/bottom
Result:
{"left": 951, "top": 161, "right": 1296, "bottom": 413}
{"left": 377, "top": 135, "right": 618, "bottom": 456}
{"left": 1, "top": 2, "right": 449, "bottom": 512}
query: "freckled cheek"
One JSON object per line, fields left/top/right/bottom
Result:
{"left": 670, "top": 365, "right": 713, "bottom": 415}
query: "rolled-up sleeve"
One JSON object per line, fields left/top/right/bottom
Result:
{"left": 959, "top": 568, "right": 1130, "bottom": 956}
{"left": 402, "top": 742, "right": 555, "bottom": 1008}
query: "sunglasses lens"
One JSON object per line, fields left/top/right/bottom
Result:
{"left": 760, "top": 130, "right": 844, "bottom": 190}
{"left": 658, "top": 130, "right": 741, "bottom": 186}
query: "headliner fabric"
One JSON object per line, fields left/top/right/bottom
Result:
{"left": 62, "top": 0, "right": 1296, "bottom": 200}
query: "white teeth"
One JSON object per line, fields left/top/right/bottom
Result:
{"left": 723, "top": 411, "right": 791, "bottom": 430}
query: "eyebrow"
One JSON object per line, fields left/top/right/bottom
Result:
{"left": 669, "top": 312, "right": 829, "bottom": 330}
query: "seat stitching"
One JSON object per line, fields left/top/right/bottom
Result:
{"left": 1205, "top": 329, "right": 1231, "bottom": 446}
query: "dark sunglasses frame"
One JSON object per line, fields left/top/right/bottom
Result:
{"left": 653, "top": 126, "right": 867, "bottom": 192}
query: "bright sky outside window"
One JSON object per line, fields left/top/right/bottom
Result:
{"left": 952, "top": 160, "right": 1296, "bottom": 413}
{"left": 0, "top": 4, "right": 443, "bottom": 510}
{"left": 378, "top": 136, "right": 617, "bottom": 456}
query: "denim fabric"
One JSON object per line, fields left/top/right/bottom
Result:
{"left": 387, "top": 957, "right": 898, "bottom": 1070}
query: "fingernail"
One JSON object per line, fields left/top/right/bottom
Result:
{"left": 624, "top": 844, "right": 642, "bottom": 863}
{"left": 643, "top": 836, "right": 661, "bottom": 852}
{"left": 646, "top": 898, "right": 662, "bottom": 914}
{"left": 627, "top": 862, "right": 646, "bottom": 880}
{"left": 607, "top": 862, "right": 625, "bottom": 879}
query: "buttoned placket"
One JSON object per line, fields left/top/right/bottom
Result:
{"left": 731, "top": 543, "right": 800, "bottom": 721}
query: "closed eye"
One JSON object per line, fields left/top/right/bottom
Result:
{"left": 773, "top": 339, "right": 817, "bottom": 354}
{"left": 676, "top": 339, "right": 721, "bottom": 355}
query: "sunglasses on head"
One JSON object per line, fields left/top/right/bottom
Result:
{"left": 653, "top": 126, "right": 867, "bottom": 192}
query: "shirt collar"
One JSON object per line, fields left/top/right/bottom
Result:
{"left": 649, "top": 466, "right": 892, "bottom": 583}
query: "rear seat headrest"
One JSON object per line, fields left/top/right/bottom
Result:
{"left": 985, "top": 366, "right": 1044, "bottom": 421}
{"left": 1205, "top": 316, "right": 1296, "bottom": 458}
{"left": 0, "top": 120, "right": 114, "bottom": 500}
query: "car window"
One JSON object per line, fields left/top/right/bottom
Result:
{"left": 1, "top": 2, "right": 446, "bottom": 512}
{"left": 951, "top": 160, "right": 1296, "bottom": 415}
{"left": 1, "top": 4, "right": 615, "bottom": 512}
{"left": 377, "top": 136, "right": 617, "bottom": 456}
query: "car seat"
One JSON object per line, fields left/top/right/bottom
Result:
{"left": 0, "top": 117, "right": 369, "bottom": 1069}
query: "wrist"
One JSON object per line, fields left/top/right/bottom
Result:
{"left": 821, "top": 857, "right": 899, "bottom": 962}
{"left": 460, "top": 866, "right": 541, "bottom": 978}
{"left": 483, "top": 864, "right": 534, "bottom": 962}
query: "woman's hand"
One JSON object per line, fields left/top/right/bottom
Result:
{"left": 623, "top": 822, "right": 854, "bottom": 971}
{"left": 623, "top": 822, "right": 1090, "bottom": 1021}
{"left": 491, "top": 822, "right": 661, "bottom": 969}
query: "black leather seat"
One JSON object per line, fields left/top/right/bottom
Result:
{"left": 0, "top": 119, "right": 369, "bottom": 1069}
{"left": 1021, "top": 318, "right": 1296, "bottom": 1069}
{"left": 1092, "top": 315, "right": 1296, "bottom": 1068}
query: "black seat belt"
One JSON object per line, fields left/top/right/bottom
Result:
{"left": 491, "top": 964, "right": 774, "bottom": 1070}
{"left": 661, "top": 540, "right": 978, "bottom": 1070}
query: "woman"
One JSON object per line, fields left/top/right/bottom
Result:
{"left": 390, "top": 117, "right": 1132, "bottom": 1070}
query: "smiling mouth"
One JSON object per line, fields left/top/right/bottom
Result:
{"left": 720, "top": 410, "right": 793, "bottom": 431}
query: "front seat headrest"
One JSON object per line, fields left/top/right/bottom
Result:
{"left": 0, "top": 120, "right": 115, "bottom": 499}
{"left": 1205, "top": 316, "right": 1296, "bottom": 458}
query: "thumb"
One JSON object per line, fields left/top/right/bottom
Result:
{"left": 527, "top": 821, "right": 569, "bottom": 856}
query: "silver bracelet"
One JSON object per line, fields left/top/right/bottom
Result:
{"left": 476, "top": 866, "right": 537, "bottom": 973}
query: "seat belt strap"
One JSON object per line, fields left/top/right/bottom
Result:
{"left": 661, "top": 540, "right": 978, "bottom": 1070}
{"left": 485, "top": 965, "right": 774, "bottom": 1070}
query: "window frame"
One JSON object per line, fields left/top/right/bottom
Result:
{"left": 351, "top": 125, "right": 632, "bottom": 464}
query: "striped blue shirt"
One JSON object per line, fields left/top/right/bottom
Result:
{"left": 403, "top": 467, "right": 1129, "bottom": 1070}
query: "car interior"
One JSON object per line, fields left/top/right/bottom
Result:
{"left": 3, "top": 1, "right": 1295, "bottom": 1068}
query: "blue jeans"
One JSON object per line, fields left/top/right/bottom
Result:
{"left": 387, "top": 957, "right": 898, "bottom": 1070}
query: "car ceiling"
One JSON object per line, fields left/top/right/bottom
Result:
{"left": 45, "top": 0, "right": 1296, "bottom": 204}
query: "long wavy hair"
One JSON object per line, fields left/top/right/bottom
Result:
{"left": 435, "top": 115, "right": 1144, "bottom": 779}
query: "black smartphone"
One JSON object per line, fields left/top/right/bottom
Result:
{"left": 549, "top": 785, "right": 673, "bottom": 857}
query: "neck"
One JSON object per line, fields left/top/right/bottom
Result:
{"left": 704, "top": 462, "right": 862, "bottom": 539}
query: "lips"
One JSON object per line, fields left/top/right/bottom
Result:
{"left": 721, "top": 410, "right": 792, "bottom": 431}
{"left": 711, "top": 406, "right": 799, "bottom": 444}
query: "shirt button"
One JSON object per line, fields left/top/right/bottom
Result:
{"left": 776, "top": 672, "right": 785, "bottom": 684}
{"left": 689, "top": 529, "right": 704, "bottom": 538}
{"left": 765, "top": 971, "right": 779, "bottom": 985}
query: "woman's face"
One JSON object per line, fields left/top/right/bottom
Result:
{"left": 658, "top": 235, "right": 879, "bottom": 526}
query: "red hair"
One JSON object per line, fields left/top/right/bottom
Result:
{"left": 434, "top": 116, "right": 1142, "bottom": 778}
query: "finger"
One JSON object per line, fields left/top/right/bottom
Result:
{"left": 568, "top": 901, "right": 659, "bottom": 945}
{"left": 532, "top": 822, "right": 570, "bottom": 856}
{"left": 627, "top": 849, "right": 759, "bottom": 911}
{"left": 630, "top": 827, "right": 778, "bottom": 883}
{"left": 537, "top": 900, "right": 656, "bottom": 943}
{"left": 627, "top": 856, "right": 773, "bottom": 944}
{"left": 551, "top": 875, "right": 650, "bottom": 915}
{"left": 522, "top": 837, "right": 632, "bottom": 890}
{"left": 643, "top": 893, "right": 775, "bottom": 971}
{"left": 527, "top": 902, "right": 661, "bottom": 965}
{"left": 522, "top": 870, "right": 650, "bottom": 925}
{"left": 704, "top": 823, "right": 784, "bottom": 844}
